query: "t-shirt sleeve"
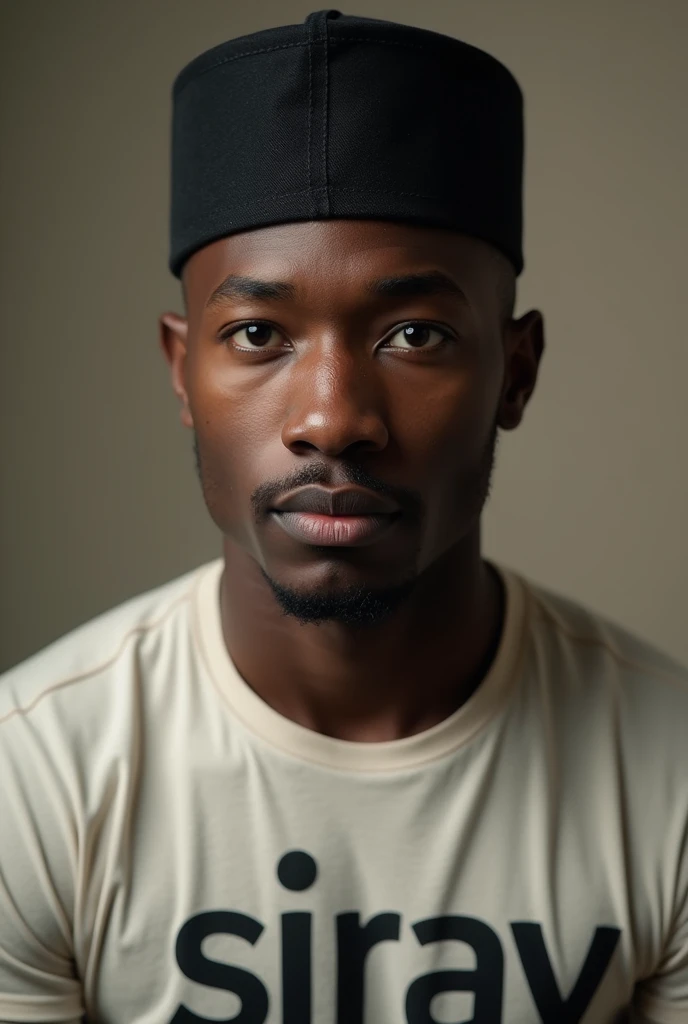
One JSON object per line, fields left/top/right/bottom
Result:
{"left": 0, "top": 711, "right": 85, "bottom": 1024}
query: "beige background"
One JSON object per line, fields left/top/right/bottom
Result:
{"left": 1, "top": 0, "right": 686, "bottom": 673}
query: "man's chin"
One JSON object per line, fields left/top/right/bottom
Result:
{"left": 259, "top": 568, "right": 418, "bottom": 628}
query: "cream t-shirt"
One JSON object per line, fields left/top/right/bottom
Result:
{"left": 0, "top": 557, "right": 687, "bottom": 1024}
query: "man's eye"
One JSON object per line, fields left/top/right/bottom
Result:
{"left": 227, "top": 323, "right": 282, "bottom": 349}
{"left": 223, "top": 321, "right": 452, "bottom": 352}
{"left": 384, "top": 324, "right": 452, "bottom": 351}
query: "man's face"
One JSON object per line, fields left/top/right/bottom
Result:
{"left": 161, "top": 220, "right": 542, "bottom": 625}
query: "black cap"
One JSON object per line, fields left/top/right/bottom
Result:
{"left": 169, "top": 10, "right": 524, "bottom": 278}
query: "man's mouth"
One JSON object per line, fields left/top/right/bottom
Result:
{"left": 271, "top": 510, "right": 400, "bottom": 547}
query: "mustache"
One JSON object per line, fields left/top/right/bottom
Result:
{"left": 250, "top": 461, "right": 424, "bottom": 523}
{"left": 193, "top": 432, "right": 423, "bottom": 523}
{"left": 193, "top": 417, "right": 499, "bottom": 523}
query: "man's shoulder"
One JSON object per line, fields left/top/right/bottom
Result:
{"left": 0, "top": 558, "right": 220, "bottom": 727}
{"left": 521, "top": 570, "right": 687, "bottom": 679}
{"left": 508, "top": 565, "right": 688, "bottom": 734}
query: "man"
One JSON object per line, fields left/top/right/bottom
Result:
{"left": 0, "top": 9, "right": 686, "bottom": 1023}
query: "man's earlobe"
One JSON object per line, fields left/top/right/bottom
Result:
{"left": 158, "top": 312, "right": 193, "bottom": 429}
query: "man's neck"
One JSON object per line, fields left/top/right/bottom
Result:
{"left": 218, "top": 535, "right": 505, "bottom": 743}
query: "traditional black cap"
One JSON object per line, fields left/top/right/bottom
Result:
{"left": 169, "top": 10, "right": 524, "bottom": 279}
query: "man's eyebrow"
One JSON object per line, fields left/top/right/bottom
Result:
{"left": 204, "top": 269, "right": 468, "bottom": 310}
{"left": 205, "top": 275, "right": 295, "bottom": 309}
{"left": 367, "top": 270, "right": 469, "bottom": 303}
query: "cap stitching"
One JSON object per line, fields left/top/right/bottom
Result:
{"left": 329, "top": 35, "right": 476, "bottom": 49}
{"left": 329, "top": 36, "right": 450, "bottom": 47}
{"left": 174, "top": 41, "right": 309, "bottom": 99}
{"left": 173, "top": 35, "right": 512, "bottom": 101}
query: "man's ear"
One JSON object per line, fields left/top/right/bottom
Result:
{"left": 497, "top": 309, "right": 545, "bottom": 431}
{"left": 159, "top": 312, "right": 193, "bottom": 428}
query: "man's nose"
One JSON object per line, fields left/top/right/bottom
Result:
{"left": 280, "top": 345, "right": 389, "bottom": 457}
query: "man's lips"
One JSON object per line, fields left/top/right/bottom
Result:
{"left": 271, "top": 485, "right": 400, "bottom": 516}
{"left": 271, "top": 511, "right": 399, "bottom": 547}
{"left": 269, "top": 486, "right": 402, "bottom": 547}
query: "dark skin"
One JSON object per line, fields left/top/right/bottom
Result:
{"left": 160, "top": 220, "right": 544, "bottom": 742}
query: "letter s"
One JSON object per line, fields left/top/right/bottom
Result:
{"left": 170, "top": 910, "right": 269, "bottom": 1023}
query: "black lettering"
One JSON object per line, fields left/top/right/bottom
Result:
{"left": 405, "top": 915, "right": 504, "bottom": 1023}
{"left": 511, "top": 921, "right": 621, "bottom": 1023}
{"left": 170, "top": 910, "right": 269, "bottom": 1023}
{"left": 277, "top": 851, "right": 318, "bottom": 892}
{"left": 282, "top": 911, "right": 312, "bottom": 1023}
{"left": 336, "top": 912, "right": 401, "bottom": 1024}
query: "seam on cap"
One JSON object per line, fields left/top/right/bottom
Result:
{"left": 173, "top": 36, "right": 515, "bottom": 103}
{"left": 329, "top": 36, "right": 457, "bottom": 50}
{"left": 174, "top": 41, "right": 309, "bottom": 99}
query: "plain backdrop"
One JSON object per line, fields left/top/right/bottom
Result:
{"left": 0, "top": 0, "right": 686, "bottom": 673}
